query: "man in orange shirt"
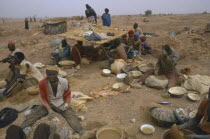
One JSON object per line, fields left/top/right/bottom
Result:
{"left": 178, "top": 87, "right": 210, "bottom": 139}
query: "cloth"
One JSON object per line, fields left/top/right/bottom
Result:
{"left": 17, "top": 59, "right": 44, "bottom": 82}
{"left": 0, "top": 108, "right": 18, "bottom": 128}
{"left": 48, "top": 76, "right": 69, "bottom": 107}
{"left": 53, "top": 45, "right": 71, "bottom": 60}
{"left": 128, "top": 30, "right": 134, "bottom": 34}
{"left": 11, "top": 48, "right": 23, "bottom": 56}
{"left": 116, "top": 45, "right": 127, "bottom": 61}
{"left": 135, "top": 27, "right": 143, "bottom": 36}
{"left": 50, "top": 39, "right": 61, "bottom": 47}
{"left": 88, "top": 16, "right": 96, "bottom": 24}
{"left": 86, "top": 33, "right": 101, "bottom": 41}
{"left": 72, "top": 44, "right": 85, "bottom": 64}
{"left": 71, "top": 92, "right": 93, "bottom": 113}
{"left": 101, "top": 13, "right": 111, "bottom": 27}
{"left": 8, "top": 42, "right": 15, "bottom": 46}
{"left": 39, "top": 77, "right": 71, "bottom": 107}
{"left": 182, "top": 75, "right": 210, "bottom": 94}
{"left": 141, "top": 41, "right": 153, "bottom": 55}
{"left": 33, "top": 123, "right": 60, "bottom": 139}
{"left": 140, "top": 69, "right": 179, "bottom": 88}
{"left": 197, "top": 99, "right": 210, "bottom": 134}
{"left": 156, "top": 51, "right": 180, "bottom": 73}
{"left": 21, "top": 105, "right": 84, "bottom": 134}
{"left": 6, "top": 125, "right": 26, "bottom": 139}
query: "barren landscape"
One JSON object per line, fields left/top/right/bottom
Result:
{"left": 0, "top": 14, "right": 210, "bottom": 139}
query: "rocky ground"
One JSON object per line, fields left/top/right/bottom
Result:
{"left": 0, "top": 14, "right": 210, "bottom": 139}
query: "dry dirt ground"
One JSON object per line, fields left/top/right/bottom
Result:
{"left": 0, "top": 14, "right": 210, "bottom": 139}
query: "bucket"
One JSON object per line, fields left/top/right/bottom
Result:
{"left": 161, "top": 129, "right": 194, "bottom": 139}
{"left": 96, "top": 126, "right": 123, "bottom": 139}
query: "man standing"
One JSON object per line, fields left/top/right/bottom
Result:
{"left": 25, "top": 18, "right": 29, "bottom": 30}
{"left": 21, "top": 66, "right": 95, "bottom": 138}
{"left": 178, "top": 88, "right": 210, "bottom": 139}
{"left": 101, "top": 8, "right": 111, "bottom": 27}
{"left": 139, "top": 45, "right": 180, "bottom": 88}
{"left": 85, "top": 4, "right": 97, "bottom": 24}
{"left": 2, "top": 52, "right": 43, "bottom": 97}
{"left": 51, "top": 39, "right": 71, "bottom": 65}
{"left": 133, "top": 23, "right": 143, "bottom": 36}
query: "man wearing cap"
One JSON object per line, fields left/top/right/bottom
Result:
{"left": 177, "top": 88, "right": 210, "bottom": 139}
{"left": 0, "top": 42, "right": 22, "bottom": 63}
{"left": 21, "top": 66, "right": 96, "bottom": 138}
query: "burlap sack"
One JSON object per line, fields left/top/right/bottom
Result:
{"left": 182, "top": 75, "right": 210, "bottom": 94}
{"left": 111, "top": 59, "right": 126, "bottom": 74}
{"left": 145, "top": 75, "right": 169, "bottom": 89}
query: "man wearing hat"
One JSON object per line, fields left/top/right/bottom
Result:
{"left": 178, "top": 87, "right": 210, "bottom": 138}
{"left": 21, "top": 66, "right": 96, "bottom": 138}
{"left": 0, "top": 42, "right": 22, "bottom": 63}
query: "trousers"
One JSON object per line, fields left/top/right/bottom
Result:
{"left": 21, "top": 105, "right": 84, "bottom": 135}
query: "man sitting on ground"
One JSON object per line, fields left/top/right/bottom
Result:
{"left": 177, "top": 87, "right": 210, "bottom": 139}
{"left": 140, "top": 36, "right": 153, "bottom": 55}
{"left": 72, "top": 41, "right": 85, "bottom": 65}
{"left": 0, "top": 42, "right": 22, "bottom": 63}
{"left": 110, "top": 39, "right": 127, "bottom": 61}
{"left": 21, "top": 66, "right": 96, "bottom": 139}
{"left": 51, "top": 39, "right": 71, "bottom": 65}
{"left": 139, "top": 45, "right": 180, "bottom": 88}
{"left": 1, "top": 52, "right": 43, "bottom": 98}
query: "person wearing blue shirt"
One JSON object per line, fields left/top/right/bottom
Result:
{"left": 101, "top": 8, "right": 111, "bottom": 27}
{"left": 51, "top": 39, "right": 71, "bottom": 65}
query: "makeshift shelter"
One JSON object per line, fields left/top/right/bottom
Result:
{"left": 44, "top": 18, "right": 67, "bottom": 35}
{"left": 59, "top": 23, "right": 126, "bottom": 46}
{"left": 205, "top": 23, "right": 210, "bottom": 32}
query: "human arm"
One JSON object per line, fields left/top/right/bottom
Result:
{"left": 185, "top": 134, "right": 210, "bottom": 139}
{"left": 178, "top": 114, "right": 203, "bottom": 130}
{"left": 58, "top": 46, "right": 70, "bottom": 58}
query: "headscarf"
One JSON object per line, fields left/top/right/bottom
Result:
{"left": 8, "top": 42, "right": 15, "bottom": 46}
{"left": 134, "top": 32, "right": 140, "bottom": 41}
{"left": 128, "top": 30, "right": 134, "bottom": 34}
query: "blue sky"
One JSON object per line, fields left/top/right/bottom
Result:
{"left": 0, "top": 0, "right": 210, "bottom": 18}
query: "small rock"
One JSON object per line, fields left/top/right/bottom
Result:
{"left": 130, "top": 118, "right": 136, "bottom": 123}
{"left": 52, "top": 117, "right": 60, "bottom": 122}
{"left": 161, "top": 93, "right": 170, "bottom": 99}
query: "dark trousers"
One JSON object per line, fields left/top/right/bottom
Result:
{"left": 6, "top": 124, "right": 60, "bottom": 139}
{"left": 21, "top": 105, "right": 84, "bottom": 135}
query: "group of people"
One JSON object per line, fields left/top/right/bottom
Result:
{"left": 109, "top": 23, "right": 153, "bottom": 61}
{"left": 1, "top": 4, "right": 209, "bottom": 138}
{"left": 0, "top": 42, "right": 96, "bottom": 139}
{"left": 85, "top": 4, "right": 111, "bottom": 27}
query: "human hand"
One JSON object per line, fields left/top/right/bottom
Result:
{"left": 154, "top": 69, "right": 159, "bottom": 76}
